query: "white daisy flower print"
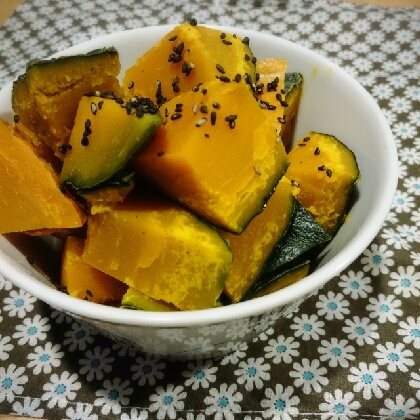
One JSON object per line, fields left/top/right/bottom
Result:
{"left": 94, "top": 377, "right": 133, "bottom": 415}
{"left": 398, "top": 148, "right": 420, "bottom": 166}
{"left": 225, "top": 318, "right": 252, "bottom": 340}
{"left": 218, "top": 341, "right": 248, "bottom": 365}
{"left": 411, "top": 251, "right": 420, "bottom": 266}
{"left": 63, "top": 321, "right": 96, "bottom": 351}
{"left": 381, "top": 227, "right": 409, "bottom": 250}
{"left": 371, "top": 83, "right": 393, "bottom": 100}
{"left": 27, "top": 342, "right": 64, "bottom": 375}
{"left": 338, "top": 270, "right": 372, "bottom": 299}
{"left": 12, "top": 396, "right": 44, "bottom": 418}
{"left": 318, "top": 338, "right": 356, "bottom": 368}
{"left": 183, "top": 336, "right": 214, "bottom": 355}
{"left": 131, "top": 352, "right": 165, "bottom": 387}
{"left": 409, "top": 110, "right": 420, "bottom": 126}
{"left": 120, "top": 407, "right": 149, "bottom": 420}
{"left": 0, "top": 364, "right": 28, "bottom": 404}
{"left": 13, "top": 314, "right": 50, "bottom": 346}
{"left": 290, "top": 314, "right": 325, "bottom": 341}
{"left": 389, "top": 265, "right": 420, "bottom": 297}
{"left": 79, "top": 346, "right": 114, "bottom": 382}
{"left": 182, "top": 358, "right": 218, "bottom": 390}
{"left": 343, "top": 316, "right": 379, "bottom": 346}
{"left": 0, "top": 274, "right": 13, "bottom": 291}
{"left": 64, "top": 402, "right": 98, "bottom": 420}
{"left": 234, "top": 357, "right": 270, "bottom": 391}
{"left": 404, "top": 176, "right": 420, "bottom": 195}
{"left": 0, "top": 334, "right": 13, "bottom": 361}
{"left": 348, "top": 362, "right": 389, "bottom": 400}
{"left": 155, "top": 328, "right": 186, "bottom": 343}
{"left": 204, "top": 383, "right": 242, "bottom": 420}
{"left": 319, "top": 389, "right": 361, "bottom": 419}
{"left": 316, "top": 291, "right": 350, "bottom": 320}
{"left": 397, "top": 316, "right": 420, "bottom": 349}
{"left": 379, "top": 394, "right": 420, "bottom": 419}
{"left": 264, "top": 335, "right": 300, "bottom": 364}
{"left": 373, "top": 342, "right": 414, "bottom": 373}
{"left": 289, "top": 358, "right": 329, "bottom": 394}
{"left": 366, "top": 294, "right": 402, "bottom": 323}
{"left": 3, "top": 289, "right": 36, "bottom": 318}
{"left": 361, "top": 243, "right": 394, "bottom": 276}
{"left": 398, "top": 224, "right": 420, "bottom": 243}
{"left": 148, "top": 384, "right": 186, "bottom": 419}
{"left": 260, "top": 384, "right": 300, "bottom": 420}
{"left": 409, "top": 371, "right": 420, "bottom": 400}
{"left": 41, "top": 371, "right": 81, "bottom": 409}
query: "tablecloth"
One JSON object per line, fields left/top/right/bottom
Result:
{"left": 0, "top": 0, "right": 419, "bottom": 418}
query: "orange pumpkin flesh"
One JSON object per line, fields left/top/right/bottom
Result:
{"left": 131, "top": 80, "right": 289, "bottom": 233}
{"left": 0, "top": 119, "right": 86, "bottom": 234}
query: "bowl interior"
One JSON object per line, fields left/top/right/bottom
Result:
{"left": 0, "top": 25, "right": 398, "bottom": 326}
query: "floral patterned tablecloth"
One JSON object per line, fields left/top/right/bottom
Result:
{"left": 1, "top": 0, "right": 420, "bottom": 419}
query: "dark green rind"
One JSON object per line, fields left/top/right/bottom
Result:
{"left": 241, "top": 198, "right": 331, "bottom": 301}
{"left": 284, "top": 72, "right": 304, "bottom": 97}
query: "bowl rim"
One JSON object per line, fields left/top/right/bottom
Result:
{"left": 0, "top": 24, "right": 399, "bottom": 327}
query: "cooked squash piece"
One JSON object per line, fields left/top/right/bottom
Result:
{"left": 282, "top": 72, "right": 304, "bottom": 152}
{"left": 121, "top": 287, "right": 178, "bottom": 311}
{"left": 253, "top": 260, "right": 311, "bottom": 298}
{"left": 131, "top": 80, "right": 288, "bottom": 233}
{"left": 0, "top": 119, "right": 86, "bottom": 234}
{"left": 82, "top": 190, "right": 233, "bottom": 311}
{"left": 285, "top": 132, "right": 360, "bottom": 235}
{"left": 59, "top": 96, "right": 162, "bottom": 190}
{"left": 222, "top": 176, "right": 295, "bottom": 303}
{"left": 123, "top": 22, "right": 256, "bottom": 102}
{"left": 61, "top": 236, "right": 128, "bottom": 303}
{"left": 12, "top": 48, "right": 122, "bottom": 158}
{"left": 255, "top": 58, "right": 288, "bottom": 140}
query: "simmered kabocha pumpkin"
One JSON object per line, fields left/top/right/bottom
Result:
{"left": 12, "top": 48, "right": 122, "bottom": 158}
{"left": 121, "top": 287, "right": 178, "bottom": 312}
{"left": 131, "top": 80, "right": 289, "bottom": 233}
{"left": 0, "top": 119, "right": 86, "bottom": 234}
{"left": 82, "top": 189, "right": 233, "bottom": 311}
{"left": 285, "top": 132, "right": 360, "bottom": 235}
{"left": 61, "top": 236, "right": 128, "bottom": 304}
{"left": 59, "top": 95, "right": 163, "bottom": 190}
{"left": 123, "top": 22, "right": 257, "bottom": 103}
{"left": 221, "top": 176, "right": 296, "bottom": 303}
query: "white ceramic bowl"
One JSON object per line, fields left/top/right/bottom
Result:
{"left": 0, "top": 25, "right": 398, "bottom": 359}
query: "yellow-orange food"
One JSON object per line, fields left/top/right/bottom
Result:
{"left": 82, "top": 190, "right": 232, "bottom": 311}
{"left": 131, "top": 80, "right": 289, "bottom": 233}
{"left": 285, "top": 132, "right": 360, "bottom": 235}
{"left": 61, "top": 236, "right": 128, "bottom": 303}
{"left": 124, "top": 22, "right": 256, "bottom": 102}
{"left": 0, "top": 119, "right": 86, "bottom": 234}
{"left": 222, "top": 176, "right": 296, "bottom": 303}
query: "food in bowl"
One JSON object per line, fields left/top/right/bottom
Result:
{"left": 0, "top": 23, "right": 397, "bottom": 357}
{"left": 0, "top": 22, "right": 360, "bottom": 310}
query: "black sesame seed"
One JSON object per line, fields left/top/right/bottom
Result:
{"left": 219, "top": 76, "right": 231, "bottom": 83}
{"left": 202, "top": 88, "right": 208, "bottom": 94}
{"left": 234, "top": 74, "right": 242, "bottom": 83}
{"left": 303, "top": 136, "right": 310, "bottom": 142}
{"left": 175, "top": 103, "right": 183, "bottom": 113}
{"left": 222, "top": 39, "right": 232, "bottom": 45}
{"left": 168, "top": 53, "right": 176, "bottom": 62}
{"left": 200, "top": 105, "right": 208, "bottom": 113}
{"left": 13, "top": 114, "right": 19, "bottom": 123}
{"left": 174, "top": 42, "right": 184, "bottom": 55}
{"left": 128, "top": 81, "right": 134, "bottom": 89}
{"left": 171, "top": 113, "right": 182, "bottom": 121}
{"left": 216, "top": 64, "right": 225, "bottom": 74}
{"left": 314, "top": 147, "right": 320, "bottom": 155}
{"left": 98, "top": 101, "right": 104, "bottom": 110}
{"left": 225, "top": 114, "right": 237, "bottom": 122}
{"left": 189, "top": 18, "right": 198, "bottom": 26}
{"left": 169, "top": 35, "right": 178, "bottom": 41}
{"left": 81, "top": 136, "right": 89, "bottom": 146}
{"left": 318, "top": 165, "right": 326, "bottom": 171}
{"left": 326, "top": 169, "right": 333, "bottom": 177}
{"left": 211, "top": 111, "right": 216, "bottom": 125}
{"left": 244, "top": 54, "right": 250, "bottom": 61}
{"left": 173, "top": 55, "right": 182, "bottom": 64}
{"left": 220, "top": 33, "right": 226, "bottom": 39}
{"left": 212, "top": 102, "right": 220, "bottom": 109}
{"left": 58, "top": 143, "right": 72, "bottom": 154}
{"left": 86, "top": 289, "right": 93, "bottom": 297}
{"left": 242, "top": 37, "right": 250, "bottom": 45}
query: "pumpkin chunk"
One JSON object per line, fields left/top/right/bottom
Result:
{"left": 285, "top": 132, "right": 360, "bottom": 235}
{"left": 131, "top": 80, "right": 289, "bottom": 233}
{"left": 59, "top": 96, "right": 163, "bottom": 190}
{"left": 222, "top": 176, "right": 295, "bottom": 303}
{"left": 82, "top": 190, "right": 233, "bottom": 311}
{"left": 0, "top": 119, "right": 86, "bottom": 234}
{"left": 123, "top": 23, "right": 256, "bottom": 102}
{"left": 61, "top": 236, "right": 128, "bottom": 304}
{"left": 12, "top": 48, "right": 122, "bottom": 158}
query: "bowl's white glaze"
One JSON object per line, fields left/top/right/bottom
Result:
{"left": 0, "top": 25, "right": 398, "bottom": 358}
